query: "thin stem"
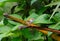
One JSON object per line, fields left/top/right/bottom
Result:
{"left": 4, "top": 14, "right": 60, "bottom": 34}
{"left": 49, "top": 4, "right": 59, "bottom": 20}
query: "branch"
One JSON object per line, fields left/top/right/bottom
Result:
{"left": 3, "top": 13, "right": 60, "bottom": 34}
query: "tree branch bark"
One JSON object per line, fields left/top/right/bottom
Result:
{"left": 4, "top": 14, "right": 60, "bottom": 34}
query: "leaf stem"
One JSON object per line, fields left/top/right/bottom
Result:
{"left": 49, "top": 4, "right": 59, "bottom": 20}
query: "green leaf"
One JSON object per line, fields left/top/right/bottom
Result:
{"left": 3, "top": 2, "right": 17, "bottom": 13}
{"left": 21, "top": 28, "right": 43, "bottom": 40}
{"left": 38, "top": 7, "right": 47, "bottom": 15}
{"left": 8, "top": 20, "right": 20, "bottom": 25}
{"left": 10, "top": 30, "right": 21, "bottom": 37}
{"left": 10, "top": 14, "right": 22, "bottom": 19}
{"left": 49, "top": 22, "right": 60, "bottom": 30}
{"left": 14, "top": 6, "right": 21, "bottom": 13}
{"left": 48, "top": 32, "right": 52, "bottom": 36}
{"left": 28, "top": 39, "right": 44, "bottom": 41}
{"left": 45, "top": 1, "right": 60, "bottom": 7}
{"left": 49, "top": 5, "right": 59, "bottom": 20}
{"left": 8, "top": 14, "right": 22, "bottom": 25}
{"left": 3, "top": 18, "right": 8, "bottom": 25}
{"left": 0, "top": 8, "right": 3, "bottom": 16}
{"left": 0, "top": 20, "right": 4, "bottom": 26}
{"left": 0, "top": 8, "right": 4, "bottom": 21}
{"left": 48, "top": 37, "right": 53, "bottom": 41}
{"left": 29, "top": 9, "right": 36, "bottom": 15}
{"left": 0, "top": 0, "right": 20, "bottom": 2}
{"left": 53, "top": 12, "right": 60, "bottom": 22}
{"left": 0, "top": 2, "right": 5, "bottom": 7}
{"left": 0, "top": 32, "right": 14, "bottom": 40}
{"left": 10, "top": 37, "right": 22, "bottom": 41}
{"left": 33, "top": 14, "right": 53, "bottom": 24}
{"left": 7, "top": 0, "right": 20, "bottom": 2}
{"left": 0, "top": 0, "right": 6, "bottom": 2}
{"left": 36, "top": 39, "right": 44, "bottom": 41}
{"left": 0, "top": 26, "right": 11, "bottom": 33}
{"left": 12, "top": 24, "right": 23, "bottom": 31}
{"left": 26, "top": 12, "right": 38, "bottom": 21}
{"left": 31, "top": 0, "right": 37, "bottom": 5}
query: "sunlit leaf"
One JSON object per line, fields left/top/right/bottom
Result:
{"left": 0, "top": 26, "right": 11, "bottom": 33}
{"left": 31, "top": 0, "right": 37, "bottom": 5}
{"left": 12, "top": 24, "right": 23, "bottom": 31}
{"left": 26, "top": 12, "right": 38, "bottom": 21}
{"left": 3, "top": 2, "right": 17, "bottom": 13}
{"left": 33, "top": 14, "right": 53, "bottom": 24}
{"left": 0, "top": 0, "right": 6, "bottom": 2}
{"left": 0, "top": 32, "right": 13, "bottom": 40}
{"left": 49, "top": 22, "right": 60, "bottom": 30}
{"left": 45, "top": 1, "right": 60, "bottom": 7}
{"left": 0, "top": 20, "right": 4, "bottom": 26}
{"left": 8, "top": 14, "right": 22, "bottom": 25}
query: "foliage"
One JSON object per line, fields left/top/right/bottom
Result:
{"left": 0, "top": 0, "right": 60, "bottom": 41}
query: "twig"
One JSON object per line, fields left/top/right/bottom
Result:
{"left": 3, "top": 14, "right": 60, "bottom": 34}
